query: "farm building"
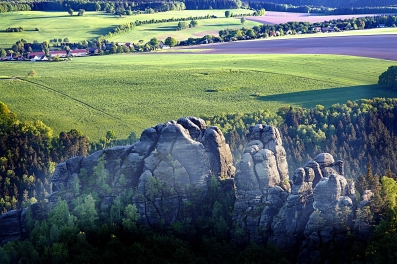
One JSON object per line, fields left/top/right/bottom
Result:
{"left": 27, "top": 51, "right": 45, "bottom": 59}
{"left": 69, "top": 49, "right": 87, "bottom": 57}
{"left": 49, "top": 50, "right": 67, "bottom": 57}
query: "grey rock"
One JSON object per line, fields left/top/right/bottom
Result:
{"left": 202, "top": 126, "right": 235, "bottom": 179}
{"left": 0, "top": 210, "right": 24, "bottom": 245}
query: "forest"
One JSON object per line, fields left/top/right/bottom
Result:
{"left": 1, "top": 97, "right": 397, "bottom": 263}
{"left": 3, "top": 0, "right": 397, "bottom": 15}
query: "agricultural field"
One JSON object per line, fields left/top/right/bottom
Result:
{"left": 0, "top": 9, "right": 255, "bottom": 48}
{"left": 178, "top": 34, "right": 397, "bottom": 61}
{"left": 0, "top": 53, "right": 394, "bottom": 140}
{"left": 246, "top": 11, "right": 392, "bottom": 24}
{"left": 109, "top": 18, "right": 261, "bottom": 44}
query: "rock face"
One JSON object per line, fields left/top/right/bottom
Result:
{"left": 50, "top": 117, "right": 235, "bottom": 225}
{"left": 0, "top": 119, "right": 361, "bottom": 263}
{"left": 233, "top": 124, "right": 356, "bottom": 262}
{"left": 233, "top": 124, "right": 290, "bottom": 243}
{"left": 0, "top": 210, "right": 25, "bottom": 245}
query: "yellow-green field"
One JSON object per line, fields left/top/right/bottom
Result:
{"left": 0, "top": 9, "right": 256, "bottom": 47}
{"left": 0, "top": 53, "right": 395, "bottom": 140}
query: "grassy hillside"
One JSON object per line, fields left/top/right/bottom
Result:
{"left": 109, "top": 17, "right": 261, "bottom": 43}
{"left": 0, "top": 53, "right": 395, "bottom": 140}
{"left": 0, "top": 9, "right": 255, "bottom": 48}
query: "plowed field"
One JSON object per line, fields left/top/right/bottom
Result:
{"left": 178, "top": 34, "right": 397, "bottom": 61}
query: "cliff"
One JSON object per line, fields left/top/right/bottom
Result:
{"left": 0, "top": 118, "right": 367, "bottom": 263}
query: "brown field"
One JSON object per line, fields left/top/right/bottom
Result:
{"left": 246, "top": 11, "right": 388, "bottom": 24}
{"left": 176, "top": 34, "right": 397, "bottom": 61}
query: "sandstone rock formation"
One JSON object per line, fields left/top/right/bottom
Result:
{"left": 50, "top": 117, "right": 235, "bottom": 225}
{"left": 233, "top": 124, "right": 290, "bottom": 243}
{"left": 233, "top": 124, "right": 355, "bottom": 262}
{"left": 0, "top": 118, "right": 364, "bottom": 264}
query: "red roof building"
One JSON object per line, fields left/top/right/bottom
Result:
{"left": 49, "top": 50, "right": 67, "bottom": 57}
{"left": 27, "top": 51, "right": 45, "bottom": 59}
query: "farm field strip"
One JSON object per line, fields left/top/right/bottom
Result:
{"left": 178, "top": 34, "right": 397, "bottom": 61}
{"left": 108, "top": 18, "right": 262, "bottom": 43}
{"left": 246, "top": 11, "right": 395, "bottom": 24}
{"left": 0, "top": 54, "right": 394, "bottom": 140}
{"left": 0, "top": 9, "right": 253, "bottom": 48}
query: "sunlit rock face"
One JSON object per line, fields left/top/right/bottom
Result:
{"left": 233, "top": 127, "right": 355, "bottom": 262}
{"left": 233, "top": 124, "right": 290, "bottom": 243}
{"left": 49, "top": 117, "right": 235, "bottom": 225}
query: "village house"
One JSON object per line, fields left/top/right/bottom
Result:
{"left": 27, "top": 51, "right": 45, "bottom": 59}
{"left": 49, "top": 50, "right": 67, "bottom": 58}
{"left": 68, "top": 49, "right": 87, "bottom": 57}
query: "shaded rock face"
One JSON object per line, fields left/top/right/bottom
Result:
{"left": 50, "top": 117, "right": 235, "bottom": 225}
{"left": 0, "top": 203, "right": 47, "bottom": 245}
{"left": 0, "top": 210, "right": 25, "bottom": 245}
{"left": 269, "top": 153, "right": 348, "bottom": 252}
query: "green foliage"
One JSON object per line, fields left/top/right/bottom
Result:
{"left": 110, "top": 196, "right": 123, "bottom": 225}
{"left": 165, "top": 36, "right": 179, "bottom": 47}
{"left": 366, "top": 176, "right": 397, "bottom": 264}
{"left": 27, "top": 69, "right": 36, "bottom": 77}
{"left": 122, "top": 204, "right": 139, "bottom": 231}
{"left": 72, "top": 194, "right": 98, "bottom": 230}
{"left": 93, "top": 156, "right": 111, "bottom": 193}
{"left": 378, "top": 65, "right": 397, "bottom": 90}
{"left": 177, "top": 21, "right": 188, "bottom": 30}
{"left": 149, "top": 37, "right": 159, "bottom": 47}
{"left": 225, "top": 10, "right": 231, "bottom": 17}
{"left": 189, "top": 20, "right": 198, "bottom": 28}
{"left": 49, "top": 197, "right": 73, "bottom": 228}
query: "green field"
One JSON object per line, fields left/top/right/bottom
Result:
{"left": 0, "top": 54, "right": 395, "bottom": 141}
{"left": 0, "top": 9, "right": 255, "bottom": 48}
{"left": 109, "top": 18, "right": 261, "bottom": 43}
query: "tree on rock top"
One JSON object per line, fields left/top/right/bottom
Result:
{"left": 378, "top": 66, "right": 397, "bottom": 90}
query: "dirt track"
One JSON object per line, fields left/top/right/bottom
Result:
{"left": 177, "top": 34, "right": 397, "bottom": 61}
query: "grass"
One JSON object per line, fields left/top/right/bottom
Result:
{"left": 0, "top": 53, "right": 395, "bottom": 141}
{"left": 109, "top": 18, "right": 262, "bottom": 43}
{"left": 0, "top": 9, "right": 254, "bottom": 48}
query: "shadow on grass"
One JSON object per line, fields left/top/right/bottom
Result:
{"left": 206, "top": 23, "right": 239, "bottom": 27}
{"left": 256, "top": 85, "right": 396, "bottom": 108}
{"left": 146, "top": 26, "right": 177, "bottom": 31}
{"left": 89, "top": 25, "right": 120, "bottom": 36}
{"left": 14, "top": 15, "right": 71, "bottom": 20}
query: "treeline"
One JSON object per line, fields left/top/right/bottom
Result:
{"left": 0, "top": 102, "right": 90, "bottom": 213}
{"left": 0, "top": 2, "right": 31, "bottom": 13}
{"left": 216, "top": 15, "right": 397, "bottom": 41}
{"left": 248, "top": 1, "right": 397, "bottom": 15}
{"left": 183, "top": 0, "right": 242, "bottom": 9}
{"left": 249, "top": 0, "right": 397, "bottom": 8}
{"left": 0, "top": 0, "right": 242, "bottom": 13}
{"left": 204, "top": 98, "right": 397, "bottom": 180}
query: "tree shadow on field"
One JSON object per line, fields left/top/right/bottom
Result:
{"left": 207, "top": 23, "right": 238, "bottom": 27}
{"left": 89, "top": 25, "right": 120, "bottom": 35}
{"left": 14, "top": 15, "right": 70, "bottom": 20}
{"left": 146, "top": 26, "right": 177, "bottom": 31}
{"left": 256, "top": 85, "right": 396, "bottom": 108}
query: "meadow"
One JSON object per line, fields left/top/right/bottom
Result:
{"left": 0, "top": 53, "right": 394, "bottom": 141}
{"left": 0, "top": 9, "right": 256, "bottom": 48}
